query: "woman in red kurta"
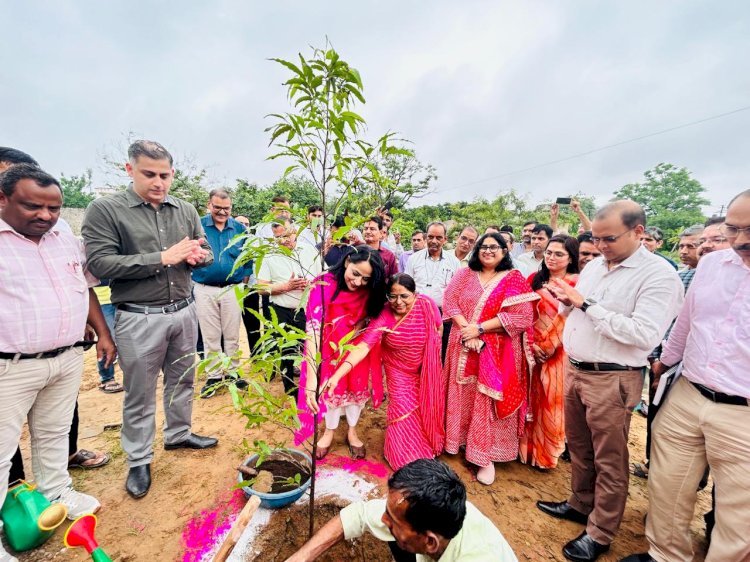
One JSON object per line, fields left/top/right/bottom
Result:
{"left": 323, "top": 274, "right": 445, "bottom": 469}
{"left": 443, "top": 233, "right": 537, "bottom": 485}
{"left": 520, "top": 235, "right": 579, "bottom": 469}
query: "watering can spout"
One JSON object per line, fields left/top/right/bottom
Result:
{"left": 64, "top": 514, "right": 113, "bottom": 562}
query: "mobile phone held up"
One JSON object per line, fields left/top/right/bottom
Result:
{"left": 555, "top": 197, "right": 572, "bottom": 205}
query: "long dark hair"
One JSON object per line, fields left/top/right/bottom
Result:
{"left": 467, "top": 233, "right": 514, "bottom": 272}
{"left": 531, "top": 235, "right": 580, "bottom": 291}
{"left": 329, "top": 245, "right": 386, "bottom": 317}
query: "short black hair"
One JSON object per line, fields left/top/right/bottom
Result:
{"left": 500, "top": 225, "right": 514, "bottom": 233}
{"left": 365, "top": 215, "right": 384, "bottom": 230}
{"left": 381, "top": 209, "right": 394, "bottom": 219}
{"left": 704, "top": 216, "right": 725, "bottom": 227}
{"left": 467, "top": 233, "right": 514, "bottom": 272}
{"left": 0, "top": 147, "right": 38, "bottom": 166}
{"left": 577, "top": 231, "right": 594, "bottom": 244}
{"left": 0, "top": 163, "right": 60, "bottom": 197}
{"left": 329, "top": 245, "right": 386, "bottom": 318}
{"left": 308, "top": 204, "right": 323, "bottom": 214}
{"left": 411, "top": 230, "right": 424, "bottom": 238}
{"left": 523, "top": 221, "right": 537, "bottom": 228}
{"left": 271, "top": 195, "right": 290, "bottom": 205}
{"left": 388, "top": 459, "right": 466, "bottom": 540}
{"left": 485, "top": 225, "right": 501, "bottom": 232}
{"left": 531, "top": 223, "right": 553, "bottom": 239}
{"left": 128, "top": 140, "right": 173, "bottom": 166}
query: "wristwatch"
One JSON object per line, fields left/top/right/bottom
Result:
{"left": 580, "top": 298, "right": 597, "bottom": 312}
{"left": 476, "top": 323, "right": 485, "bottom": 335}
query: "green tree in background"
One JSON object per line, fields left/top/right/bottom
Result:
{"left": 59, "top": 169, "right": 96, "bottom": 208}
{"left": 614, "top": 163, "right": 709, "bottom": 239}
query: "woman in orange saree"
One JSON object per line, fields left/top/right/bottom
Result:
{"left": 520, "top": 235, "right": 579, "bottom": 469}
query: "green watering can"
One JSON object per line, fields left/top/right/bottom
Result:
{"left": 0, "top": 480, "right": 68, "bottom": 552}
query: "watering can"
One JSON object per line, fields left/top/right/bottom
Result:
{"left": 64, "top": 514, "right": 113, "bottom": 562}
{"left": 0, "top": 480, "right": 68, "bottom": 551}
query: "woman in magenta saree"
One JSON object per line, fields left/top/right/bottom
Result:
{"left": 323, "top": 273, "right": 445, "bottom": 469}
{"left": 296, "top": 246, "right": 386, "bottom": 459}
{"left": 443, "top": 233, "right": 537, "bottom": 485}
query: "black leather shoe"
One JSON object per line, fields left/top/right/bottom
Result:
{"left": 126, "top": 464, "right": 151, "bottom": 499}
{"left": 563, "top": 532, "right": 610, "bottom": 562}
{"left": 619, "top": 554, "right": 656, "bottom": 562}
{"left": 537, "top": 500, "right": 589, "bottom": 525}
{"left": 164, "top": 433, "right": 218, "bottom": 450}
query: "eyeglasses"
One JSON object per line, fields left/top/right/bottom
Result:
{"left": 544, "top": 250, "right": 569, "bottom": 259}
{"left": 386, "top": 293, "right": 414, "bottom": 302}
{"left": 591, "top": 228, "right": 634, "bottom": 245}
{"left": 211, "top": 205, "right": 231, "bottom": 214}
{"left": 479, "top": 244, "right": 502, "bottom": 253}
{"left": 721, "top": 224, "right": 750, "bottom": 238}
{"left": 697, "top": 236, "right": 727, "bottom": 245}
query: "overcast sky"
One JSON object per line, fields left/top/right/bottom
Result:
{"left": 3, "top": 1, "right": 748, "bottom": 214}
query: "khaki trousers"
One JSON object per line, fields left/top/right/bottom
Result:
{"left": 646, "top": 376, "right": 750, "bottom": 562}
{"left": 0, "top": 348, "right": 84, "bottom": 511}
{"left": 194, "top": 283, "right": 242, "bottom": 378}
{"left": 565, "top": 363, "right": 643, "bottom": 544}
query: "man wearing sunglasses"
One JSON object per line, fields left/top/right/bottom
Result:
{"left": 538, "top": 200, "right": 683, "bottom": 562}
{"left": 622, "top": 190, "right": 750, "bottom": 562}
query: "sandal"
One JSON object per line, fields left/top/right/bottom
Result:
{"left": 630, "top": 462, "right": 649, "bottom": 479}
{"left": 99, "top": 380, "right": 124, "bottom": 393}
{"left": 315, "top": 445, "right": 330, "bottom": 460}
{"left": 346, "top": 439, "right": 366, "bottom": 460}
{"left": 68, "top": 449, "right": 111, "bottom": 470}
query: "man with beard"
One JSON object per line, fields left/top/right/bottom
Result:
{"left": 620, "top": 192, "right": 750, "bottom": 562}
{"left": 512, "top": 221, "right": 536, "bottom": 257}
{"left": 362, "top": 215, "right": 398, "bottom": 279}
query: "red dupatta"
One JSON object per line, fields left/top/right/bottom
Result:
{"left": 414, "top": 295, "right": 446, "bottom": 454}
{"left": 456, "top": 271, "right": 538, "bottom": 419}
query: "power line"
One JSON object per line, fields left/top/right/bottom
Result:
{"left": 439, "top": 104, "right": 750, "bottom": 193}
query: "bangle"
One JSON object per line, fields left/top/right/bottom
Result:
{"left": 343, "top": 360, "right": 354, "bottom": 370}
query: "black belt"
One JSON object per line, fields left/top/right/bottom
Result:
{"left": 118, "top": 296, "right": 195, "bottom": 315}
{"left": 197, "top": 281, "right": 236, "bottom": 288}
{"left": 690, "top": 381, "right": 748, "bottom": 407}
{"left": 0, "top": 340, "right": 94, "bottom": 361}
{"left": 569, "top": 359, "right": 644, "bottom": 372}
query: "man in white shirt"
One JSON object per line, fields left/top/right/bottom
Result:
{"left": 296, "top": 204, "right": 325, "bottom": 249}
{"left": 446, "top": 226, "right": 477, "bottom": 269}
{"left": 537, "top": 200, "right": 683, "bottom": 562}
{"left": 256, "top": 221, "right": 321, "bottom": 394}
{"left": 515, "top": 224, "right": 552, "bottom": 277}
{"left": 254, "top": 195, "right": 293, "bottom": 239}
{"left": 621, "top": 190, "right": 750, "bottom": 562}
{"left": 406, "top": 221, "right": 460, "bottom": 358}
{"left": 286, "top": 459, "right": 517, "bottom": 562}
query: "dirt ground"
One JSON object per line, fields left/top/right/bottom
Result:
{"left": 13, "top": 339, "right": 712, "bottom": 562}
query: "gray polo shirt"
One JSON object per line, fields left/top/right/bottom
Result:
{"left": 82, "top": 185, "right": 212, "bottom": 305}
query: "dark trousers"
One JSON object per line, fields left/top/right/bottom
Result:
{"left": 645, "top": 368, "right": 659, "bottom": 464}
{"left": 270, "top": 303, "right": 306, "bottom": 395}
{"left": 441, "top": 320, "right": 452, "bottom": 362}
{"left": 242, "top": 293, "right": 269, "bottom": 352}
{"left": 9, "top": 401, "right": 79, "bottom": 483}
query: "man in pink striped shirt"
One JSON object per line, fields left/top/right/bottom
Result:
{"left": 621, "top": 190, "right": 750, "bottom": 562}
{"left": 0, "top": 164, "right": 115, "bottom": 561}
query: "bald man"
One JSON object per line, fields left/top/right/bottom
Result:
{"left": 538, "top": 200, "right": 684, "bottom": 562}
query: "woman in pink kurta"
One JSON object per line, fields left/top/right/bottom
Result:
{"left": 443, "top": 232, "right": 537, "bottom": 485}
{"left": 324, "top": 273, "right": 445, "bottom": 469}
{"left": 296, "top": 246, "right": 386, "bottom": 459}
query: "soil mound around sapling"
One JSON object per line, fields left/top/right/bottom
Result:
{"left": 249, "top": 456, "right": 311, "bottom": 494}
{"left": 243, "top": 497, "right": 391, "bottom": 561}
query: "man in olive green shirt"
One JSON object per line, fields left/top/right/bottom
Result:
{"left": 82, "top": 140, "right": 217, "bottom": 500}
{"left": 286, "top": 459, "right": 517, "bottom": 562}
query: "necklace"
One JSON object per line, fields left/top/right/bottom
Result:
{"left": 478, "top": 270, "right": 501, "bottom": 288}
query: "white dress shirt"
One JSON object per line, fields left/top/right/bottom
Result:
{"left": 256, "top": 244, "right": 322, "bottom": 309}
{"left": 563, "top": 246, "right": 684, "bottom": 367}
{"left": 661, "top": 249, "right": 750, "bottom": 398}
{"left": 405, "top": 248, "right": 460, "bottom": 308}
{"left": 515, "top": 251, "right": 543, "bottom": 277}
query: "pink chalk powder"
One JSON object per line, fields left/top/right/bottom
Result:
{"left": 181, "top": 488, "right": 246, "bottom": 562}
{"left": 317, "top": 454, "right": 390, "bottom": 479}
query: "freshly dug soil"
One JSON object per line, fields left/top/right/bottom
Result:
{"left": 244, "top": 497, "right": 392, "bottom": 561}
{"left": 249, "top": 457, "right": 311, "bottom": 494}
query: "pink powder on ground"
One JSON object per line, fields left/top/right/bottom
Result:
{"left": 317, "top": 454, "right": 390, "bottom": 479}
{"left": 181, "top": 488, "right": 246, "bottom": 562}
